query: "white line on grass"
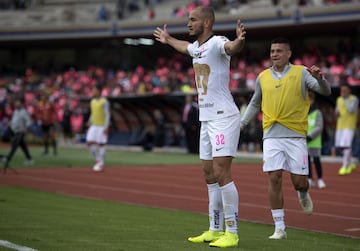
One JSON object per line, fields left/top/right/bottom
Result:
{"left": 0, "top": 240, "right": 38, "bottom": 251}
{"left": 345, "top": 228, "right": 360, "bottom": 232}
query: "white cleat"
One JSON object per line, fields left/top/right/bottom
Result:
{"left": 92, "top": 162, "right": 104, "bottom": 172}
{"left": 317, "top": 179, "right": 326, "bottom": 189}
{"left": 299, "top": 193, "right": 313, "bottom": 215}
{"left": 23, "top": 159, "right": 34, "bottom": 166}
{"left": 308, "top": 179, "right": 315, "bottom": 188}
{"left": 269, "top": 229, "right": 287, "bottom": 240}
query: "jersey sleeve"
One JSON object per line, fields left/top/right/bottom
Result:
{"left": 187, "top": 43, "right": 195, "bottom": 57}
{"left": 217, "top": 36, "right": 229, "bottom": 56}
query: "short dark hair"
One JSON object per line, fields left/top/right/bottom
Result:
{"left": 94, "top": 84, "right": 103, "bottom": 92}
{"left": 13, "top": 94, "right": 25, "bottom": 103}
{"left": 271, "top": 37, "right": 291, "bottom": 49}
{"left": 198, "top": 6, "right": 215, "bottom": 23}
{"left": 340, "top": 83, "right": 351, "bottom": 89}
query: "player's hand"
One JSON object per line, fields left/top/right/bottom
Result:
{"left": 235, "top": 19, "right": 246, "bottom": 42}
{"left": 240, "top": 121, "right": 245, "bottom": 131}
{"left": 154, "top": 24, "right": 170, "bottom": 44}
{"left": 308, "top": 65, "right": 323, "bottom": 81}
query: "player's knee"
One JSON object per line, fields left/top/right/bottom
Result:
{"left": 269, "top": 171, "right": 282, "bottom": 187}
{"left": 293, "top": 180, "right": 308, "bottom": 191}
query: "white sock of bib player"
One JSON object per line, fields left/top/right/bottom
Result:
{"left": 207, "top": 183, "right": 224, "bottom": 231}
{"left": 89, "top": 144, "right": 98, "bottom": 161}
{"left": 220, "top": 181, "right": 239, "bottom": 234}
{"left": 342, "top": 148, "right": 351, "bottom": 167}
{"left": 271, "top": 209, "right": 285, "bottom": 231}
{"left": 98, "top": 145, "right": 106, "bottom": 165}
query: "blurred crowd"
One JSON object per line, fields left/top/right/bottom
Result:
{"left": 1, "top": 0, "right": 358, "bottom": 18}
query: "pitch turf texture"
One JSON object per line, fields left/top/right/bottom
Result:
{"left": 0, "top": 146, "right": 358, "bottom": 251}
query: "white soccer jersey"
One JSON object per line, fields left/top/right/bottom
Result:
{"left": 187, "top": 35, "right": 240, "bottom": 121}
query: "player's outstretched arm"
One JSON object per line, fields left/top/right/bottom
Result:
{"left": 225, "top": 19, "right": 246, "bottom": 56}
{"left": 154, "top": 24, "right": 190, "bottom": 55}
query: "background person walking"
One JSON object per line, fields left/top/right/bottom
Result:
{"left": 335, "top": 83, "right": 359, "bottom": 175}
{"left": 2, "top": 97, "right": 34, "bottom": 172}
{"left": 86, "top": 84, "right": 111, "bottom": 172}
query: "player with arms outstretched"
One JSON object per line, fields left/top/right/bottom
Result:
{"left": 154, "top": 6, "right": 246, "bottom": 248}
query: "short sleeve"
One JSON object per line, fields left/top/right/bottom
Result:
{"left": 217, "top": 36, "right": 229, "bottom": 55}
{"left": 187, "top": 43, "right": 195, "bottom": 57}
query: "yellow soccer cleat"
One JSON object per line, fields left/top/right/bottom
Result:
{"left": 209, "top": 231, "right": 239, "bottom": 248}
{"left": 188, "top": 230, "right": 224, "bottom": 243}
{"left": 338, "top": 166, "right": 348, "bottom": 175}
{"left": 348, "top": 163, "right": 357, "bottom": 174}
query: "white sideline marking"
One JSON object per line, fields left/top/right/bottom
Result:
{"left": 345, "top": 228, "right": 360, "bottom": 232}
{"left": 0, "top": 240, "right": 38, "bottom": 251}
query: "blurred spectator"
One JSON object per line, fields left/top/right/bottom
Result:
{"left": 141, "top": 109, "right": 166, "bottom": 151}
{"left": 153, "top": 109, "right": 166, "bottom": 146}
{"left": 35, "top": 92, "right": 58, "bottom": 156}
{"left": 16, "top": 0, "right": 26, "bottom": 9}
{"left": 182, "top": 95, "right": 200, "bottom": 154}
{"left": 147, "top": 6, "right": 155, "bottom": 19}
{"left": 115, "top": 0, "right": 124, "bottom": 19}
{"left": 62, "top": 5, "right": 75, "bottom": 22}
{"left": 128, "top": 0, "right": 140, "bottom": 12}
{"left": 61, "top": 103, "right": 73, "bottom": 145}
{"left": 98, "top": 4, "right": 109, "bottom": 22}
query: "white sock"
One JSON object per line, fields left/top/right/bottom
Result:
{"left": 207, "top": 183, "right": 224, "bottom": 231}
{"left": 271, "top": 209, "right": 285, "bottom": 231}
{"left": 89, "top": 144, "right": 98, "bottom": 161}
{"left": 343, "top": 148, "right": 351, "bottom": 167}
{"left": 220, "top": 181, "right": 239, "bottom": 234}
{"left": 98, "top": 145, "right": 106, "bottom": 165}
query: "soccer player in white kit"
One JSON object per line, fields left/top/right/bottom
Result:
{"left": 154, "top": 6, "right": 246, "bottom": 248}
{"left": 86, "top": 84, "right": 111, "bottom": 172}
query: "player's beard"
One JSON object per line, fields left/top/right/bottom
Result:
{"left": 189, "top": 26, "right": 204, "bottom": 39}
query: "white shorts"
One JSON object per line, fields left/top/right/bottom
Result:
{"left": 263, "top": 138, "right": 308, "bottom": 175}
{"left": 335, "top": 129, "right": 355, "bottom": 148}
{"left": 86, "top": 125, "right": 108, "bottom": 144}
{"left": 199, "top": 114, "right": 240, "bottom": 160}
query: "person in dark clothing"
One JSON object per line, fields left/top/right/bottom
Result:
{"left": 2, "top": 98, "right": 33, "bottom": 171}
{"left": 62, "top": 103, "right": 73, "bottom": 144}
{"left": 182, "top": 95, "right": 200, "bottom": 154}
{"left": 153, "top": 109, "right": 166, "bottom": 147}
{"left": 141, "top": 109, "right": 166, "bottom": 151}
{"left": 307, "top": 92, "right": 326, "bottom": 189}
